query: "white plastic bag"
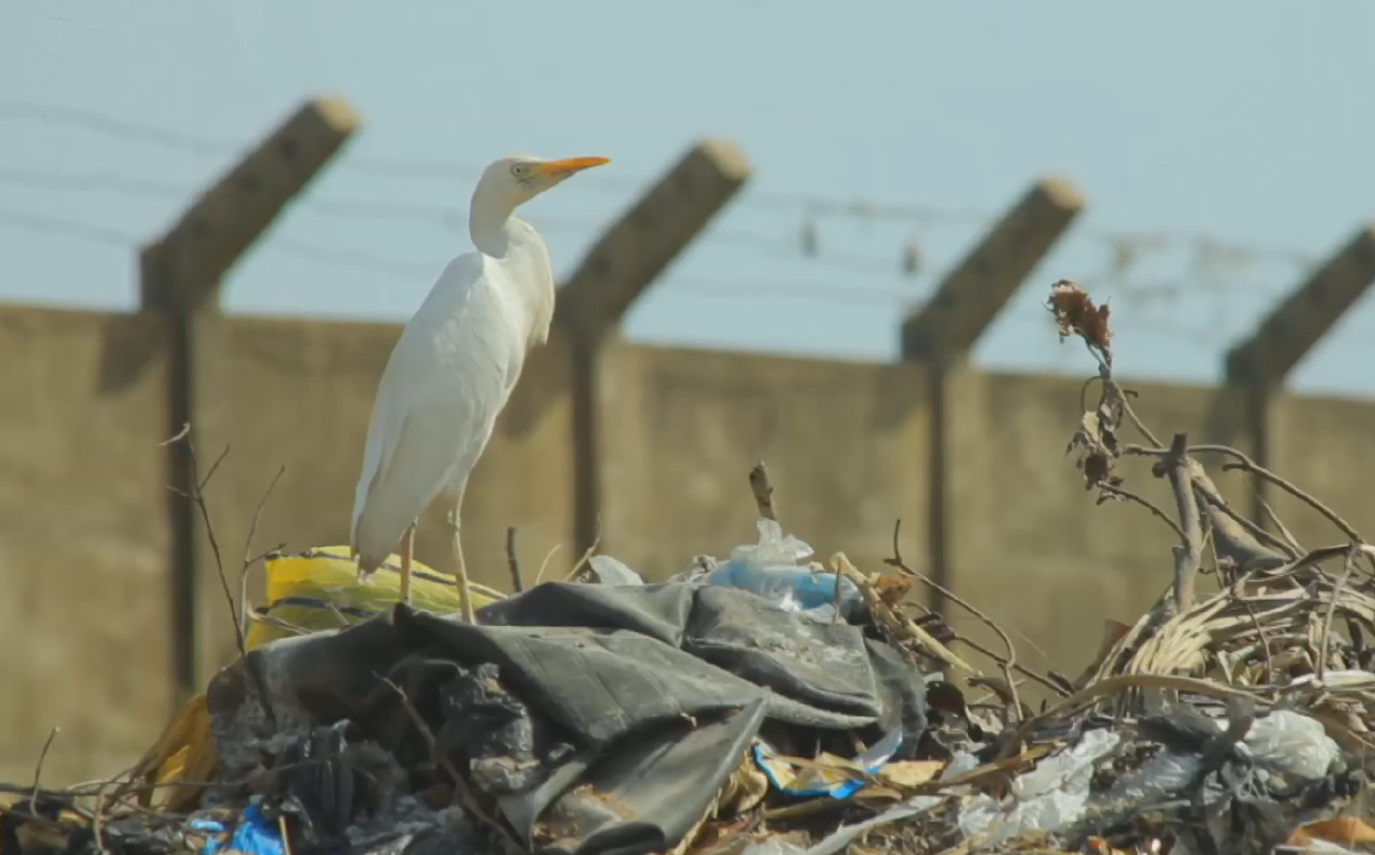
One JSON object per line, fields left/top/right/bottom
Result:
{"left": 958, "top": 728, "right": 1120, "bottom": 845}
{"left": 1244, "top": 709, "right": 1339, "bottom": 780}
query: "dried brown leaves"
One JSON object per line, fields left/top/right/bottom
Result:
{"left": 1068, "top": 406, "right": 1123, "bottom": 493}
{"left": 1053, "top": 281, "right": 1136, "bottom": 499}
{"left": 1048, "top": 278, "right": 1113, "bottom": 363}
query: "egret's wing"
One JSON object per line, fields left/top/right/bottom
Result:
{"left": 351, "top": 253, "right": 516, "bottom": 553}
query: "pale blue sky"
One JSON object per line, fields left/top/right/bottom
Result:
{"left": 3, "top": 1, "right": 1375, "bottom": 393}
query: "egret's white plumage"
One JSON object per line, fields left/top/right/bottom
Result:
{"left": 350, "top": 153, "right": 610, "bottom": 619}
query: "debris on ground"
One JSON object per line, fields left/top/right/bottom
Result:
{"left": 6, "top": 279, "right": 1375, "bottom": 855}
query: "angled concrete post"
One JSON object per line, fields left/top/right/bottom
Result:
{"left": 552, "top": 140, "right": 752, "bottom": 556}
{"left": 136, "top": 96, "right": 359, "bottom": 700}
{"left": 899, "top": 176, "right": 1085, "bottom": 615}
{"left": 1226, "top": 224, "right": 1375, "bottom": 388}
{"left": 901, "top": 177, "right": 1085, "bottom": 363}
{"left": 1224, "top": 223, "right": 1375, "bottom": 524}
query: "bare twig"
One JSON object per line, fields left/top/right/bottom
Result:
{"left": 162, "top": 429, "right": 277, "bottom": 730}
{"left": 833, "top": 553, "right": 974, "bottom": 674}
{"left": 1113, "top": 384, "right": 1162, "bottom": 448}
{"left": 1157, "top": 434, "right": 1203, "bottom": 613}
{"left": 1126, "top": 442, "right": 1367, "bottom": 550}
{"left": 277, "top": 814, "right": 295, "bottom": 855}
{"left": 165, "top": 439, "right": 244, "bottom": 658}
{"left": 533, "top": 544, "right": 563, "bottom": 586}
{"left": 240, "top": 543, "right": 285, "bottom": 641}
{"left": 951, "top": 632, "right": 1068, "bottom": 697}
{"left": 506, "top": 526, "right": 524, "bottom": 593}
{"left": 831, "top": 561, "right": 845, "bottom": 624}
{"left": 884, "top": 519, "right": 1025, "bottom": 718}
{"left": 92, "top": 777, "right": 110, "bottom": 855}
{"left": 749, "top": 461, "right": 779, "bottom": 522}
{"left": 159, "top": 422, "right": 190, "bottom": 447}
{"left": 998, "top": 672, "right": 1270, "bottom": 762}
{"left": 1190, "top": 473, "right": 1299, "bottom": 560}
{"left": 1237, "top": 588, "right": 1276, "bottom": 682}
{"left": 1122, "top": 439, "right": 1298, "bottom": 565}
{"left": 1258, "top": 494, "right": 1303, "bottom": 555}
{"left": 27, "top": 727, "right": 58, "bottom": 817}
{"left": 1319, "top": 547, "right": 1358, "bottom": 682}
{"left": 197, "top": 445, "right": 230, "bottom": 494}
{"left": 1097, "top": 483, "right": 1187, "bottom": 542}
{"left": 563, "top": 514, "right": 603, "bottom": 582}
{"left": 239, "top": 466, "right": 286, "bottom": 638}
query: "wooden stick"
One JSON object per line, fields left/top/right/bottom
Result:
{"left": 749, "top": 461, "right": 778, "bottom": 521}
{"left": 506, "top": 526, "right": 524, "bottom": 593}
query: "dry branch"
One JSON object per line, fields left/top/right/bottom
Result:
{"left": 832, "top": 553, "right": 975, "bottom": 675}
{"left": 749, "top": 461, "right": 778, "bottom": 522}
{"left": 162, "top": 427, "right": 277, "bottom": 730}
{"left": 507, "top": 526, "right": 524, "bottom": 593}
{"left": 883, "top": 520, "right": 1028, "bottom": 717}
{"left": 1157, "top": 433, "right": 1203, "bottom": 613}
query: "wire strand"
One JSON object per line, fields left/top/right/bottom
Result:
{"left": 0, "top": 204, "right": 1352, "bottom": 354}
{"left": 0, "top": 100, "right": 1320, "bottom": 274}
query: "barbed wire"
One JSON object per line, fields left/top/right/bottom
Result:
{"left": 0, "top": 204, "right": 1359, "bottom": 354}
{"left": 0, "top": 167, "right": 912, "bottom": 277}
{"left": 0, "top": 100, "right": 1323, "bottom": 290}
{"left": 0, "top": 163, "right": 1314, "bottom": 312}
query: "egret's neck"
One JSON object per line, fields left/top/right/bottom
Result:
{"left": 468, "top": 188, "right": 519, "bottom": 256}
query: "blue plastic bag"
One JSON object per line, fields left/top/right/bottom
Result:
{"left": 705, "top": 518, "right": 861, "bottom": 619}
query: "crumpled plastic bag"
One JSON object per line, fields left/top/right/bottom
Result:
{"left": 705, "top": 518, "right": 862, "bottom": 620}
{"left": 958, "top": 728, "right": 1121, "bottom": 845}
{"left": 1108, "top": 708, "right": 1340, "bottom": 809}
{"left": 587, "top": 554, "right": 645, "bottom": 586}
{"left": 1102, "top": 707, "right": 1341, "bottom": 829}
{"left": 1244, "top": 709, "right": 1340, "bottom": 780}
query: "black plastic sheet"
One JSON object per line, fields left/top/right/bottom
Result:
{"left": 207, "top": 582, "right": 928, "bottom": 855}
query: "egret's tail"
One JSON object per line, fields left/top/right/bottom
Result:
{"left": 352, "top": 503, "right": 411, "bottom": 583}
{"left": 353, "top": 542, "right": 389, "bottom": 582}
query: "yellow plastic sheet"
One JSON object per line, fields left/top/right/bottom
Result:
{"left": 140, "top": 545, "right": 505, "bottom": 809}
{"left": 245, "top": 545, "right": 505, "bottom": 649}
{"left": 122, "top": 692, "right": 216, "bottom": 812}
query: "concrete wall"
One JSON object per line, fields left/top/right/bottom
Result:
{"left": 940, "top": 368, "right": 1256, "bottom": 687}
{"left": 595, "top": 341, "right": 931, "bottom": 581}
{"left": 6, "top": 301, "right": 1375, "bottom": 784}
{"left": 1270, "top": 391, "right": 1375, "bottom": 552}
{"left": 0, "top": 306, "right": 174, "bottom": 787}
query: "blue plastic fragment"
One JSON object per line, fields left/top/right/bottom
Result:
{"left": 199, "top": 804, "right": 284, "bottom": 855}
{"left": 753, "top": 725, "right": 904, "bottom": 799}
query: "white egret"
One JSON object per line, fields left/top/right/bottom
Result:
{"left": 350, "top": 153, "right": 611, "bottom": 623}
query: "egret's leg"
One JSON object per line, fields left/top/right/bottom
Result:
{"left": 447, "top": 507, "right": 477, "bottom": 624}
{"left": 398, "top": 521, "right": 417, "bottom": 605}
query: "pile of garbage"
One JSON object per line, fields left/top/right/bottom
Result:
{"left": 6, "top": 281, "right": 1375, "bottom": 855}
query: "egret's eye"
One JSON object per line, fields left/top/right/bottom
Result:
{"left": 511, "top": 163, "right": 529, "bottom": 179}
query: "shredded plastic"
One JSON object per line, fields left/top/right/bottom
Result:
{"left": 196, "top": 804, "right": 283, "bottom": 855}
{"left": 753, "top": 726, "right": 904, "bottom": 798}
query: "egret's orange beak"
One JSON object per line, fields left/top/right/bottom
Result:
{"left": 536, "top": 156, "right": 611, "bottom": 177}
